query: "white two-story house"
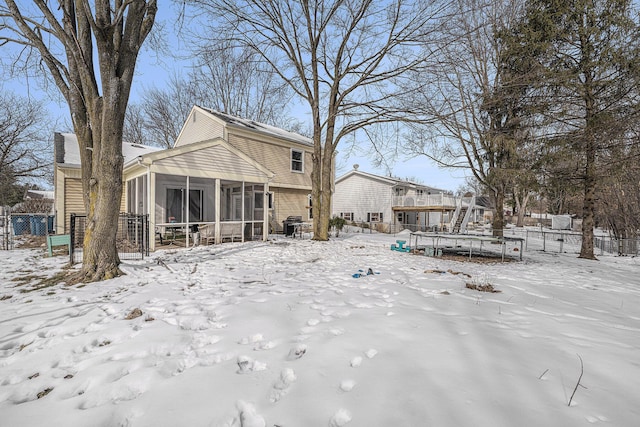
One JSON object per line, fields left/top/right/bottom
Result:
{"left": 332, "top": 166, "right": 456, "bottom": 233}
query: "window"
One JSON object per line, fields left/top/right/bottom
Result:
{"left": 291, "top": 149, "right": 304, "bottom": 172}
{"left": 307, "top": 194, "right": 313, "bottom": 219}
{"left": 395, "top": 187, "right": 404, "bottom": 196}
{"left": 367, "top": 212, "right": 383, "bottom": 222}
{"left": 416, "top": 189, "right": 424, "bottom": 196}
{"left": 340, "top": 212, "right": 353, "bottom": 221}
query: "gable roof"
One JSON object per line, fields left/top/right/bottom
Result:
{"left": 336, "top": 169, "right": 448, "bottom": 193}
{"left": 54, "top": 132, "right": 162, "bottom": 168}
{"left": 196, "top": 106, "right": 313, "bottom": 147}
{"left": 129, "top": 138, "right": 275, "bottom": 180}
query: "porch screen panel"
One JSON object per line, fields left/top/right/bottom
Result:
{"left": 189, "top": 189, "right": 203, "bottom": 222}
{"left": 254, "top": 191, "right": 264, "bottom": 221}
{"left": 166, "top": 188, "right": 183, "bottom": 222}
{"left": 127, "top": 181, "right": 135, "bottom": 213}
{"left": 244, "top": 192, "right": 253, "bottom": 221}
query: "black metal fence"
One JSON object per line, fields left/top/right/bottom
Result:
{"left": 70, "top": 213, "right": 149, "bottom": 263}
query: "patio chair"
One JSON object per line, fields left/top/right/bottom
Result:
{"left": 199, "top": 224, "right": 215, "bottom": 245}
{"left": 221, "top": 222, "right": 242, "bottom": 242}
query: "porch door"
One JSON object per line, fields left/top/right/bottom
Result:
{"left": 232, "top": 193, "right": 242, "bottom": 221}
{"left": 166, "top": 188, "right": 203, "bottom": 222}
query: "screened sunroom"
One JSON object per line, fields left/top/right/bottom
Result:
{"left": 123, "top": 139, "right": 274, "bottom": 250}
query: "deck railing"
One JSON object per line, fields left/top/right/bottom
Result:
{"left": 392, "top": 193, "right": 457, "bottom": 208}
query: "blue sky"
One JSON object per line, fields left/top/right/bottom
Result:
{"left": 2, "top": 3, "right": 467, "bottom": 192}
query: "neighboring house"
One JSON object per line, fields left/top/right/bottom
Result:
{"left": 333, "top": 166, "right": 457, "bottom": 232}
{"left": 54, "top": 106, "right": 317, "bottom": 250}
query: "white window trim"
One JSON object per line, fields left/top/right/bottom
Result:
{"left": 291, "top": 148, "right": 304, "bottom": 173}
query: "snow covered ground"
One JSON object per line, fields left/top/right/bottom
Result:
{"left": 1, "top": 231, "right": 639, "bottom": 427}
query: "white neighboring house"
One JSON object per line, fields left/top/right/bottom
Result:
{"left": 332, "top": 167, "right": 457, "bottom": 232}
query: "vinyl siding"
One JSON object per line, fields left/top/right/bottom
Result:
{"left": 64, "top": 178, "right": 84, "bottom": 233}
{"left": 174, "top": 110, "right": 225, "bottom": 147}
{"left": 332, "top": 174, "right": 393, "bottom": 223}
{"left": 154, "top": 144, "right": 269, "bottom": 179}
{"left": 228, "top": 133, "right": 312, "bottom": 188}
{"left": 270, "top": 187, "right": 311, "bottom": 230}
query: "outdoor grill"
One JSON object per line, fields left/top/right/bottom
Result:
{"left": 283, "top": 216, "right": 302, "bottom": 236}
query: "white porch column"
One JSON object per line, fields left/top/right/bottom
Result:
{"left": 263, "top": 184, "right": 269, "bottom": 241}
{"left": 186, "top": 176, "right": 190, "bottom": 247}
{"left": 215, "top": 178, "right": 221, "bottom": 244}
{"left": 241, "top": 181, "right": 245, "bottom": 242}
{"left": 149, "top": 171, "right": 156, "bottom": 251}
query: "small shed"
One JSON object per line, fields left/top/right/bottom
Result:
{"left": 551, "top": 215, "right": 572, "bottom": 230}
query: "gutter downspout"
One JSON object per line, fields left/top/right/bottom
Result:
{"left": 137, "top": 157, "right": 154, "bottom": 251}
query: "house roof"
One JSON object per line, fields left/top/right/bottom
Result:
{"left": 197, "top": 106, "right": 313, "bottom": 147}
{"left": 335, "top": 169, "right": 449, "bottom": 193}
{"left": 54, "top": 132, "right": 162, "bottom": 168}
{"left": 125, "top": 138, "right": 275, "bottom": 181}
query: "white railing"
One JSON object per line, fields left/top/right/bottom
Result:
{"left": 392, "top": 193, "right": 457, "bottom": 208}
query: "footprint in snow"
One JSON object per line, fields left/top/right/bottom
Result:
{"left": 269, "top": 368, "right": 297, "bottom": 403}
{"left": 234, "top": 400, "right": 266, "bottom": 427}
{"left": 238, "top": 333, "right": 264, "bottom": 345}
{"left": 350, "top": 356, "right": 362, "bottom": 368}
{"left": 254, "top": 340, "right": 277, "bottom": 351}
{"left": 339, "top": 379, "right": 356, "bottom": 392}
{"left": 236, "top": 356, "right": 267, "bottom": 374}
{"left": 287, "top": 344, "right": 307, "bottom": 360}
{"left": 329, "top": 408, "right": 352, "bottom": 426}
{"left": 306, "top": 318, "right": 320, "bottom": 326}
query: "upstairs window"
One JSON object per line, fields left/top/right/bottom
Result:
{"left": 291, "top": 149, "right": 304, "bottom": 173}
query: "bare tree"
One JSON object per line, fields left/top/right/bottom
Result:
{"left": 126, "top": 73, "right": 196, "bottom": 149}
{"left": 190, "top": 0, "right": 449, "bottom": 240}
{"left": 0, "top": 90, "right": 51, "bottom": 206}
{"left": 405, "top": 0, "right": 536, "bottom": 237}
{"left": 122, "top": 103, "right": 150, "bottom": 146}
{"left": 125, "top": 46, "right": 297, "bottom": 149}
{"left": 191, "top": 39, "right": 294, "bottom": 126}
{"left": 1, "top": 1, "right": 157, "bottom": 282}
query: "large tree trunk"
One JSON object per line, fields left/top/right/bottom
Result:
{"left": 316, "top": 149, "right": 333, "bottom": 241}
{"left": 492, "top": 188, "right": 505, "bottom": 238}
{"left": 81, "top": 116, "right": 124, "bottom": 281}
{"left": 579, "top": 142, "right": 597, "bottom": 260}
{"left": 515, "top": 191, "right": 530, "bottom": 227}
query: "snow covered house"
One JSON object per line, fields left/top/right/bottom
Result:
{"left": 53, "top": 132, "right": 161, "bottom": 235}
{"left": 332, "top": 167, "right": 457, "bottom": 233}
{"left": 54, "top": 106, "right": 318, "bottom": 250}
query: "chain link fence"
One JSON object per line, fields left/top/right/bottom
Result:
{"left": 1, "top": 206, "right": 55, "bottom": 250}
{"left": 503, "top": 227, "right": 639, "bottom": 256}
{"left": 354, "top": 221, "right": 638, "bottom": 256}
